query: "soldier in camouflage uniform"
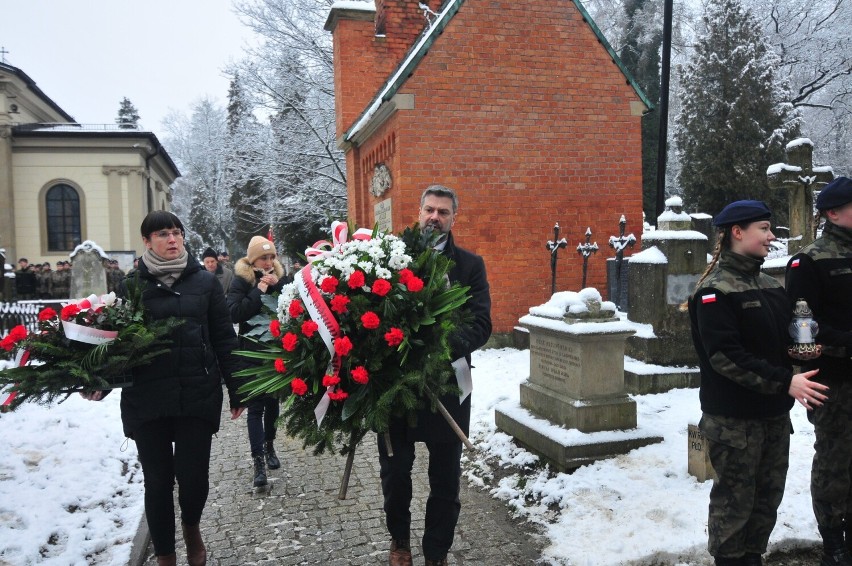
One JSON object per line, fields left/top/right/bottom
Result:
{"left": 689, "top": 200, "right": 827, "bottom": 566}
{"left": 786, "top": 177, "right": 852, "bottom": 566}
{"left": 49, "top": 261, "right": 69, "bottom": 299}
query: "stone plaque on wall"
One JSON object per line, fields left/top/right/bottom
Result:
{"left": 375, "top": 199, "right": 392, "bottom": 233}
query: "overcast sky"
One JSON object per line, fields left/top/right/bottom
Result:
{"left": 1, "top": 0, "right": 257, "bottom": 140}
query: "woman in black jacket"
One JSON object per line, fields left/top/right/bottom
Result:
{"left": 226, "top": 235, "right": 288, "bottom": 488}
{"left": 688, "top": 200, "right": 827, "bottom": 566}
{"left": 83, "top": 211, "right": 245, "bottom": 566}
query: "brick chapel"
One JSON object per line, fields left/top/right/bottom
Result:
{"left": 326, "top": 0, "right": 650, "bottom": 333}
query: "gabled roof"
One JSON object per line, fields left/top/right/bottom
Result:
{"left": 0, "top": 62, "right": 75, "bottom": 122}
{"left": 343, "top": 0, "right": 653, "bottom": 144}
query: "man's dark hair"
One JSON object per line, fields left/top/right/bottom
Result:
{"left": 140, "top": 211, "right": 184, "bottom": 239}
{"left": 420, "top": 185, "right": 459, "bottom": 213}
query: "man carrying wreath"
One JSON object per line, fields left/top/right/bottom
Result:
{"left": 381, "top": 185, "right": 492, "bottom": 566}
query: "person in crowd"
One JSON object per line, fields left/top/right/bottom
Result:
{"left": 106, "top": 259, "right": 125, "bottom": 294}
{"left": 688, "top": 200, "right": 828, "bottom": 566}
{"left": 226, "top": 236, "right": 286, "bottom": 488}
{"left": 202, "top": 247, "right": 234, "bottom": 295}
{"left": 14, "top": 258, "right": 36, "bottom": 300}
{"left": 81, "top": 210, "right": 246, "bottom": 566}
{"left": 217, "top": 250, "right": 231, "bottom": 269}
{"left": 381, "top": 185, "right": 491, "bottom": 566}
{"left": 785, "top": 177, "right": 852, "bottom": 566}
{"left": 37, "top": 262, "right": 52, "bottom": 299}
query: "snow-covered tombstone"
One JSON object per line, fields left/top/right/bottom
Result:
{"left": 69, "top": 241, "right": 109, "bottom": 298}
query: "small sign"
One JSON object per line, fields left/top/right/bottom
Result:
{"left": 375, "top": 199, "right": 392, "bottom": 233}
{"left": 687, "top": 424, "right": 716, "bottom": 482}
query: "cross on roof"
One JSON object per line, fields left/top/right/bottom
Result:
{"left": 0, "top": 47, "right": 8, "bottom": 64}
{"left": 767, "top": 138, "right": 834, "bottom": 253}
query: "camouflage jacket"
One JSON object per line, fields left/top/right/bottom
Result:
{"left": 689, "top": 250, "right": 794, "bottom": 419}
{"left": 786, "top": 220, "right": 852, "bottom": 381}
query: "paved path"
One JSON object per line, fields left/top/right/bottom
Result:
{"left": 140, "top": 408, "right": 547, "bottom": 565}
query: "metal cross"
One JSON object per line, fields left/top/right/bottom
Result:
{"left": 0, "top": 47, "right": 8, "bottom": 64}
{"left": 545, "top": 223, "right": 568, "bottom": 295}
{"left": 576, "top": 227, "right": 598, "bottom": 289}
{"left": 608, "top": 215, "right": 636, "bottom": 310}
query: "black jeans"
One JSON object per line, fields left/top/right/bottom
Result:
{"left": 133, "top": 416, "right": 214, "bottom": 556}
{"left": 377, "top": 427, "right": 463, "bottom": 561}
{"left": 247, "top": 395, "right": 279, "bottom": 456}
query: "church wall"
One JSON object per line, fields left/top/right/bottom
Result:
{"left": 338, "top": 0, "right": 645, "bottom": 332}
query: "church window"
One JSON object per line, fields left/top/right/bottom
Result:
{"left": 45, "top": 184, "right": 82, "bottom": 251}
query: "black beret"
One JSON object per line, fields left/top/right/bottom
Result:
{"left": 713, "top": 200, "right": 772, "bottom": 227}
{"left": 202, "top": 247, "right": 218, "bottom": 260}
{"left": 219, "top": 250, "right": 229, "bottom": 257}
{"left": 816, "top": 177, "right": 852, "bottom": 211}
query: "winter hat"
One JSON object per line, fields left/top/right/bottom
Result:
{"left": 816, "top": 177, "right": 852, "bottom": 211}
{"left": 713, "top": 200, "right": 771, "bottom": 227}
{"left": 202, "top": 247, "right": 218, "bottom": 260}
{"left": 246, "top": 236, "right": 276, "bottom": 264}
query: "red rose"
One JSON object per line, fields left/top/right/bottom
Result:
{"left": 360, "top": 311, "right": 380, "bottom": 330}
{"left": 371, "top": 279, "right": 392, "bottom": 297}
{"left": 288, "top": 300, "right": 305, "bottom": 318}
{"left": 78, "top": 299, "right": 92, "bottom": 310}
{"left": 398, "top": 269, "right": 414, "bottom": 284}
{"left": 351, "top": 366, "right": 369, "bottom": 384}
{"left": 274, "top": 358, "right": 286, "bottom": 373}
{"left": 330, "top": 294, "right": 350, "bottom": 314}
{"left": 61, "top": 304, "right": 81, "bottom": 321}
{"left": 282, "top": 332, "right": 299, "bottom": 352}
{"left": 38, "top": 308, "right": 57, "bottom": 321}
{"left": 347, "top": 270, "right": 365, "bottom": 289}
{"left": 269, "top": 319, "right": 281, "bottom": 338}
{"left": 9, "top": 325, "right": 28, "bottom": 342}
{"left": 322, "top": 374, "right": 340, "bottom": 387}
{"left": 406, "top": 276, "right": 424, "bottom": 292}
{"left": 334, "top": 336, "right": 353, "bottom": 356}
{"left": 301, "top": 320, "right": 319, "bottom": 338}
{"left": 320, "top": 276, "right": 339, "bottom": 293}
{"left": 291, "top": 377, "right": 308, "bottom": 396}
{"left": 384, "top": 327, "right": 404, "bottom": 347}
{"left": 328, "top": 389, "right": 348, "bottom": 402}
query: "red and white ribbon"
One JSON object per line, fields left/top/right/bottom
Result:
{"left": 1, "top": 348, "right": 31, "bottom": 407}
{"left": 305, "top": 221, "right": 373, "bottom": 264}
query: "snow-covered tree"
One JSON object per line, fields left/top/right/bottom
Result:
{"left": 675, "top": 0, "right": 799, "bottom": 221}
{"left": 116, "top": 97, "right": 140, "bottom": 129}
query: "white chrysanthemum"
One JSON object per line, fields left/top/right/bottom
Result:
{"left": 357, "top": 261, "right": 374, "bottom": 274}
{"left": 375, "top": 267, "right": 392, "bottom": 280}
{"left": 277, "top": 283, "right": 298, "bottom": 324}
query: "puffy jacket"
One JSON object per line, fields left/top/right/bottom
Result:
{"left": 688, "top": 250, "right": 794, "bottom": 419}
{"left": 117, "top": 256, "right": 243, "bottom": 437}
{"left": 226, "top": 257, "right": 287, "bottom": 358}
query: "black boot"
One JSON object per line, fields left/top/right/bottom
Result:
{"left": 820, "top": 526, "right": 852, "bottom": 566}
{"left": 252, "top": 454, "right": 267, "bottom": 487}
{"left": 743, "top": 553, "right": 763, "bottom": 566}
{"left": 265, "top": 440, "right": 281, "bottom": 470}
{"left": 714, "top": 557, "right": 746, "bottom": 566}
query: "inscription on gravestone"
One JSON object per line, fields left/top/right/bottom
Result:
{"left": 687, "top": 423, "right": 715, "bottom": 482}
{"left": 374, "top": 199, "right": 392, "bottom": 233}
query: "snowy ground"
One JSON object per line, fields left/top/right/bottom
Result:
{"left": 0, "top": 347, "right": 821, "bottom": 565}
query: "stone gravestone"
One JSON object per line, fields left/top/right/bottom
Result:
{"left": 495, "top": 288, "right": 663, "bottom": 472}
{"left": 767, "top": 137, "right": 834, "bottom": 254}
{"left": 623, "top": 196, "right": 703, "bottom": 394}
{"left": 69, "top": 241, "right": 109, "bottom": 299}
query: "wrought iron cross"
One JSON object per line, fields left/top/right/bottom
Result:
{"left": 608, "top": 215, "right": 636, "bottom": 309}
{"left": 576, "top": 227, "right": 598, "bottom": 289}
{"left": 545, "top": 223, "right": 568, "bottom": 295}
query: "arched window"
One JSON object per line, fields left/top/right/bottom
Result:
{"left": 45, "top": 184, "right": 82, "bottom": 251}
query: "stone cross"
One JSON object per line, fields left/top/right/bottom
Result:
{"left": 767, "top": 138, "right": 834, "bottom": 254}
{"left": 608, "top": 215, "right": 636, "bottom": 310}
{"left": 576, "top": 227, "right": 598, "bottom": 289}
{"left": 545, "top": 223, "right": 568, "bottom": 295}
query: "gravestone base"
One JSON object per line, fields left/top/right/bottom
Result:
{"left": 626, "top": 334, "right": 697, "bottom": 367}
{"left": 495, "top": 402, "right": 663, "bottom": 473}
{"left": 624, "top": 367, "right": 701, "bottom": 394}
{"left": 520, "top": 381, "right": 636, "bottom": 432}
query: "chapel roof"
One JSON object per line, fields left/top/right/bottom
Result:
{"left": 0, "top": 62, "right": 76, "bottom": 122}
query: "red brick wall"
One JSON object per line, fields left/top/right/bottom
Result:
{"left": 333, "top": 0, "right": 644, "bottom": 333}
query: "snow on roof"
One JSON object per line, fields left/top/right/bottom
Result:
{"left": 767, "top": 162, "right": 802, "bottom": 175}
{"left": 786, "top": 137, "right": 813, "bottom": 149}
{"left": 657, "top": 210, "right": 691, "bottom": 221}
{"left": 628, "top": 245, "right": 668, "bottom": 264}
{"left": 641, "top": 230, "right": 707, "bottom": 241}
{"left": 330, "top": 0, "right": 376, "bottom": 11}
{"left": 690, "top": 212, "right": 712, "bottom": 219}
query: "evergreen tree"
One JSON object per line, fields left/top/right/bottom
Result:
{"left": 675, "top": 0, "right": 799, "bottom": 222}
{"left": 619, "top": 0, "right": 661, "bottom": 220}
{"left": 115, "top": 97, "right": 141, "bottom": 129}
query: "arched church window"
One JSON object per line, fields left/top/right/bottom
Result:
{"left": 45, "top": 184, "right": 82, "bottom": 251}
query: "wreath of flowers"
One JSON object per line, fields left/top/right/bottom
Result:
{"left": 236, "top": 223, "right": 471, "bottom": 455}
{"left": 0, "top": 279, "right": 182, "bottom": 409}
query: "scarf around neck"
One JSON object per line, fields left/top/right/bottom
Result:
{"left": 143, "top": 248, "right": 189, "bottom": 287}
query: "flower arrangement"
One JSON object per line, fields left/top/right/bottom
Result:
{"left": 236, "top": 222, "right": 471, "bottom": 456}
{"left": 0, "top": 280, "right": 182, "bottom": 409}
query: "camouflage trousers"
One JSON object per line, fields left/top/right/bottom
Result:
{"left": 809, "top": 379, "right": 852, "bottom": 529}
{"left": 700, "top": 412, "right": 792, "bottom": 558}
